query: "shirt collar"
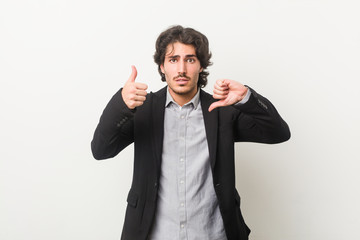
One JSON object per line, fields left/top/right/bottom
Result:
{"left": 165, "top": 87, "right": 201, "bottom": 110}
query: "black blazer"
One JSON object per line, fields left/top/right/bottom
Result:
{"left": 91, "top": 86, "right": 290, "bottom": 240}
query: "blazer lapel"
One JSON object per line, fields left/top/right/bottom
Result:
{"left": 151, "top": 87, "right": 167, "bottom": 172}
{"left": 200, "top": 90, "right": 218, "bottom": 170}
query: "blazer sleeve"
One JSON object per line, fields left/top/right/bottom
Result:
{"left": 91, "top": 88, "right": 135, "bottom": 160}
{"left": 232, "top": 87, "right": 291, "bottom": 144}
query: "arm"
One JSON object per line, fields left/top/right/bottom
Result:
{"left": 209, "top": 79, "right": 290, "bottom": 144}
{"left": 91, "top": 89, "right": 135, "bottom": 160}
{"left": 91, "top": 66, "right": 148, "bottom": 159}
{"left": 232, "top": 87, "right": 290, "bottom": 143}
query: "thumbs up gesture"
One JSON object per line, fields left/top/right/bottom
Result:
{"left": 208, "top": 79, "right": 248, "bottom": 112}
{"left": 121, "top": 66, "right": 148, "bottom": 109}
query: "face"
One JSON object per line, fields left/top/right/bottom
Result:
{"left": 160, "top": 42, "right": 203, "bottom": 105}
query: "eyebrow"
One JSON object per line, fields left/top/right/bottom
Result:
{"left": 167, "top": 54, "right": 197, "bottom": 59}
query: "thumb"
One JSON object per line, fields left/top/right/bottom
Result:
{"left": 128, "top": 65, "right": 137, "bottom": 82}
{"left": 208, "top": 100, "right": 224, "bottom": 112}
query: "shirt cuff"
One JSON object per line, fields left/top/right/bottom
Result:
{"left": 234, "top": 88, "right": 251, "bottom": 106}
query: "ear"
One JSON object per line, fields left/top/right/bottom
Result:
{"left": 160, "top": 64, "right": 165, "bottom": 73}
{"left": 200, "top": 67, "right": 203, "bottom": 73}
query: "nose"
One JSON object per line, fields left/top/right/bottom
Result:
{"left": 177, "top": 60, "right": 187, "bottom": 74}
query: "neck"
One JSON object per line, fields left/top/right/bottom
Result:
{"left": 168, "top": 88, "right": 198, "bottom": 107}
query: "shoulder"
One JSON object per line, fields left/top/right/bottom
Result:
{"left": 143, "top": 86, "right": 167, "bottom": 104}
{"left": 199, "top": 88, "right": 213, "bottom": 101}
{"left": 152, "top": 86, "right": 167, "bottom": 97}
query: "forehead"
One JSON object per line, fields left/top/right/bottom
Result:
{"left": 165, "top": 42, "right": 197, "bottom": 56}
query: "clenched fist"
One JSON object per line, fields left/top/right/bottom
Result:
{"left": 121, "top": 66, "right": 148, "bottom": 109}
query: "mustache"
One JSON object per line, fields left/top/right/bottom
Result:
{"left": 173, "top": 73, "right": 190, "bottom": 80}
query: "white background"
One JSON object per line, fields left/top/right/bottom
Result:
{"left": 1, "top": 0, "right": 359, "bottom": 239}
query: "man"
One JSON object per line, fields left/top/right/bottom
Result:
{"left": 91, "top": 25, "right": 290, "bottom": 240}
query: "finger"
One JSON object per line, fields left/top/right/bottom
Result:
{"left": 214, "top": 85, "right": 229, "bottom": 92}
{"left": 135, "top": 89, "right": 147, "bottom": 96}
{"left": 216, "top": 79, "right": 229, "bottom": 88}
{"left": 128, "top": 65, "right": 137, "bottom": 82}
{"left": 133, "top": 95, "right": 146, "bottom": 102}
{"left": 213, "top": 88, "right": 228, "bottom": 96}
{"left": 135, "top": 82, "right": 148, "bottom": 90}
{"left": 214, "top": 81, "right": 229, "bottom": 91}
{"left": 133, "top": 99, "right": 145, "bottom": 107}
{"left": 135, "top": 101, "right": 145, "bottom": 107}
{"left": 208, "top": 100, "right": 226, "bottom": 112}
{"left": 128, "top": 90, "right": 146, "bottom": 99}
{"left": 127, "top": 100, "right": 144, "bottom": 109}
{"left": 212, "top": 93, "right": 227, "bottom": 100}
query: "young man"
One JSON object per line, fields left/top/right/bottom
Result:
{"left": 91, "top": 25, "right": 290, "bottom": 240}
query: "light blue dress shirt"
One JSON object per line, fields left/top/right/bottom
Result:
{"left": 149, "top": 87, "right": 251, "bottom": 240}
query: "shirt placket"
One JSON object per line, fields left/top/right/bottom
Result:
{"left": 178, "top": 105, "right": 188, "bottom": 240}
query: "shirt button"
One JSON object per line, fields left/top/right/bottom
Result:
{"left": 181, "top": 224, "right": 185, "bottom": 228}
{"left": 180, "top": 180, "right": 184, "bottom": 184}
{"left": 180, "top": 158, "right": 184, "bottom": 162}
{"left": 180, "top": 115, "right": 185, "bottom": 119}
{"left": 180, "top": 202, "right": 184, "bottom": 207}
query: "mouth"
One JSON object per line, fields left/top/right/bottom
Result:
{"left": 175, "top": 78, "right": 190, "bottom": 85}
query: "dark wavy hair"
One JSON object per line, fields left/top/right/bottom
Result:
{"left": 154, "top": 25, "right": 212, "bottom": 88}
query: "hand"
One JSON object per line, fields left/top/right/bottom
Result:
{"left": 208, "top": 79, "right": 248, "bottom": 112}
{"left": 121, "top": 66, "right": 148, "bottom": 109}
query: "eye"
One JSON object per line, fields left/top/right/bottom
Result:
{"left": 187, "top": 58, "right": 196, "bottom": 63}
{"left": 169, "top": 58, "right": 177, "bottom": 63}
